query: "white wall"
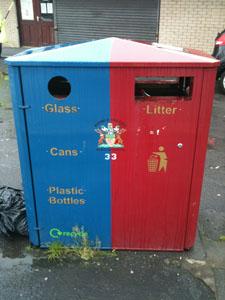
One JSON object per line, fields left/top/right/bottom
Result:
{"left": 0, "top": 0, "right": 20, "bottom": 47}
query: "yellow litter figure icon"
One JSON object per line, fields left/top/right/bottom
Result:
{"left": 148, "top": 146, "right": 168, "bottom": 172}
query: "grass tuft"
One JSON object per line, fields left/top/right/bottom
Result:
{"left": 46, "top": 242, "right": 65, "bottom": 261}
{"left": 219, "top": 235, "right": 225, "bottom": 241}
{"left": 46, "top": 227, "right": 116, "bottom": 261}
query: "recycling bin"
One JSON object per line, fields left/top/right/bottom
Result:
{"left": 6, "top": 38, "right": 219, "bottom": 250}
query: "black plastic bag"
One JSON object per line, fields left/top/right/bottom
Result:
{"left": 0, "top": 186, "right": 28, "bottom": 236}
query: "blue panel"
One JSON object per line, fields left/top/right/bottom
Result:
{"left": 20, "top": 66, "right": 111, "bottom": 248}
{"left": 6, "top": 38, "right": 113, "bottom": 67}
{"left": 8, "top": 66, "right": 39, "bottom": 245}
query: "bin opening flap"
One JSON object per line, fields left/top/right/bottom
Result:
{"left": 135, "top": 76, "right": 193, "bottom": 100}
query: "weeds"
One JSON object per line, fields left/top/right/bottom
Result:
{"left": 25, "top": 245, "right": 33, "bottom": 252}
{"left": 0, "top": 72, "right": 9, "bottom": 81}
{"left": 46, "top": 227, "right": 116, "bottom": 262}
{"left": 46, "top": 242, "right": 66, "bottom": 261}
{"left": 219, "top": 235, "right": 225, "bottom": 241}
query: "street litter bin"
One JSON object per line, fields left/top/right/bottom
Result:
{"left": 6, "top": 38, "right": 219, "bottom": 250}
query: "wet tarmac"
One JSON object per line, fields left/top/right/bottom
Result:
{"left": 0, "top": 52, "right": 225, "bottom": 299}
{"left": 0, "top": 247, "right": 216, "bottom": 300}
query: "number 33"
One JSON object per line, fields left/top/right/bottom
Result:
{"left": 105, "top": 153, "right": 117, "bottom": 160}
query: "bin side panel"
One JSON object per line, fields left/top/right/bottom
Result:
{"left": 20, "top": 66, "right": 111, "bottom": 248}
{"left": 110, "top": 67, "right": 204, "bottom": 250}
{"left": 185, "top": 69, "right": 217, "bottom": 249}
{"left": 8, "top": 66, "right": 39, "bottom": 245}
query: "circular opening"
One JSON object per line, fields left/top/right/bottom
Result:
{"left": 48, "top": 76, "right": 71, "bottom": 100}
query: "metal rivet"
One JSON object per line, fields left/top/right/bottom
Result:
{"left": 177, "top": 143, "right": 183, "bottom": 148}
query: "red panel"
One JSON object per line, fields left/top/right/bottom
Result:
{"left": 184, "top": 69, "right": 217, "bottom": 249}
{"left": 111, "top": 67, "right": 204, "bottom": 250}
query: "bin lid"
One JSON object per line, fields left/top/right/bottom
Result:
{"left": 5, "top": 37, "right": 219, "bottom": 68}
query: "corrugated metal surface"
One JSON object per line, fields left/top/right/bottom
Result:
{"left": 7, "top": 39, "right": 218, "bottom": 250}
{"left": 55, "top": 0, "right": 159, "bottom": 43}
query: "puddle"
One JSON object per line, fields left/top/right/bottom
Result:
{"left": 0, "top": 252, "right": 33, "bottom": 269}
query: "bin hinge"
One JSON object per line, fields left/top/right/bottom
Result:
{"left": 34, "top": 227, "right": 41, "bottom": 231}
{"left": 18, "top": 105, "right": 31, "bottom": 110}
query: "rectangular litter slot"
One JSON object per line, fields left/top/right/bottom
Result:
{"left": 135, "top": 77, "right": 193, "bottom": 100}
